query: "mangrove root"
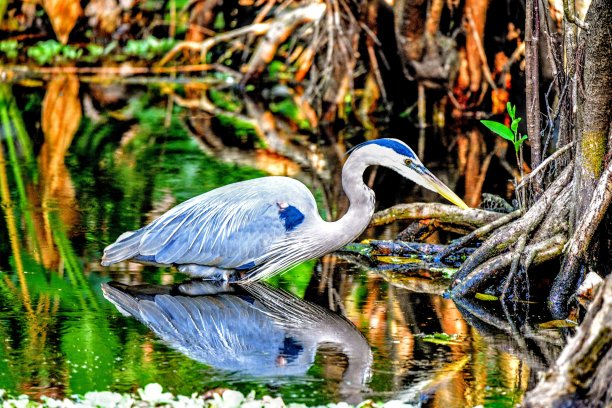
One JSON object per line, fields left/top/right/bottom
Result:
{"left": 524, "top": 274, "right": 612, "bottom": 407}
{"left": 450, "top": 233, "right": 567, "bottom": 298}
{"left": 450, "top": 164, "right": 573, "bottom": 290}
{"left": 370, "top": 202, "right": 503, "bottom": 229}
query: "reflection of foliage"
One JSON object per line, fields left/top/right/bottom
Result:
{"left": 0, "top": 40, "right": 18, "bottom": 59}
{"left": 216, "top": 114, "right": 260, "bottom": 143}
{"left": 265, "top": 260, "right": 316, "bottom": 298}
{"left": 0, "top": 86, "right": 298, "bottom": 400}
{"left": 209, "top": 89, "right": 242, "bottom": 112}
{"left": 269, "top": 99, "right": 311, "bottom": 131}
{"left": 70, "top": 97, "right": 268, "bottom": 242}
{"left": 123, "top": 37, "right": 177, "bottom": 60}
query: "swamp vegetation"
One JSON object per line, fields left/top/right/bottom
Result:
{"left": 0, "top": 0, "right": 610, "bottom": 406}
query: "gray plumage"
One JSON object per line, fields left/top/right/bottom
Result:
{"left": 101, "top": 138, "right": 468, "bottom": 281}
{"left": 102, "top": 281, "right": 372, "bottom": 383}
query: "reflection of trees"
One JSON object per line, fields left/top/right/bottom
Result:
{"left": 308, "top": 256, "right": 556, "bottom": 406}
{"left": 0, "top": 82, "right": 137, "bottom": 398}
{"left": 36, "top": 75, "right": 81, "bottom": 270}
{"left": 454, "top": 297, "right": 564, "bottom": 371}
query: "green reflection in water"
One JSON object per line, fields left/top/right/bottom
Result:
{"left": 0, "top": 85, "right": 324, "bottom": 402}
{"left": 0, "top": 83, "right": 540, "bottom": 407}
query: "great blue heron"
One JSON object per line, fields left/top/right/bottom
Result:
{"left": 101, "top": 138, "right": 468, "bottom": 281}
{"left": 102, "top": 281, "right": 372, "bottom": 397}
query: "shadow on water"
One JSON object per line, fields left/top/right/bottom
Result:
{"left": 0, "top": 78, "right": 568, "bottom": 406}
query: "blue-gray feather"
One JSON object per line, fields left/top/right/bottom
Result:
{"left": 102, "top": 177, "right": 318, "bottom": 271}
{"left": 101, "top": 282, "right": 318, "bottom": 377}
{"left": 101, "top": 137, "right": 449, "bottom": 282}
{"left": 348, "top": 138, "right": 417, "bottom": 159}
{"left": 101, "top": 282, "right": 372, "bottom": 380}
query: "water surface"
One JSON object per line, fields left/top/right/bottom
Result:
{"left": 0, "top": 80, "right": 564, "bottom": 406}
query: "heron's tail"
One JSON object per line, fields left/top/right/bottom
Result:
{"left": 101, "top": 230, "right": 143, "bottom": 266}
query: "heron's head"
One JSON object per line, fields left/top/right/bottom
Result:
{"left": 351, "top": 138, "right": 470, "bottom": 209}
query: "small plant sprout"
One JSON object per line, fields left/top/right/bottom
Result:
{"left": 480, "top": 102, "right": 528, "bottom": 178}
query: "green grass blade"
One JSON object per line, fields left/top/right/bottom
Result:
{"left": 0, "top": 86, "right": 42, "bottom": 256}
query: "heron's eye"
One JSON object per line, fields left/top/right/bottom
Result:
{"left": 404, "top": 158, "right": 412, "bottom": 166}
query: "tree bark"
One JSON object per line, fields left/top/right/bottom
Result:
{"left": 525, "top": 274, "right": 612, "bottom": 407}
{"left": 550, "top": 0, "right": 612, "bottom": 318}
{"left": 394, "top": 0, "right": 427, "bottom": 64}
{"left": 525, "top": 0, "right": 542, "bottom": 177}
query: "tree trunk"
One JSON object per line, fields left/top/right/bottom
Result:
{"left": 549, "top": 0, "right": 612, "bottom": 319}
{"left": 524, "top": 274, "right": 612, "bottom": 407}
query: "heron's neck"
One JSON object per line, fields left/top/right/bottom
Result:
{"left": 328, "top": 153, "right": 375, "bottom": 245}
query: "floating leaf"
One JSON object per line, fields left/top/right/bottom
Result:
{"left": 480, "top": 120, "right": 515, "bottom": 142}
{"left": 475, "top": 293, "right": 498, "bottom": 301}
{"left": 418, "top": 332, "right": 461, "bottom": 345}
{"left": 42, "top": 0, "right": 83, "bottom": 44}
{"left": 375, "top": 256, "right": 421, "bottom": 265}
{"left": 538, "top": 319, "right": 578, "bottom": 329}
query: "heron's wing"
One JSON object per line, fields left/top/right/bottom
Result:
{"left": 102, "top": 177, "right": 316, "bottom": 268}
{"left": 101, "top": 283, "right": 313, "bottom": 376}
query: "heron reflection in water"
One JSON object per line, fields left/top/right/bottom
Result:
{"left": 101, "top": 138, "right": 468, "bottom": 281}
{"left": 102, "top": 281, "right": 372, "bottom": 397}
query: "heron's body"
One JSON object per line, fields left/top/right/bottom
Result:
{"left": 102, "top": 138, "right": 468, "bottom": 281}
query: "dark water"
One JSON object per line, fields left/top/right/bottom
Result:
{"left": 0, "top": 80, "right": 564, "bottom": 406}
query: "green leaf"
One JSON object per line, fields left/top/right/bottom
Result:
{"left": 511, "top": 117, "right": 521, "bottom": 134}
{"left": 514, "top": 135, "right": 528, "bottom": 153}
{"left": 86, "top": 44, "right": 104, "bottom": 58}
{"left": 506, "top": 102, "right": 513, "bottom": 119}
{"left": 475, "top": 293, "right": 499, "bottom": 301}
{"left": 480, "top": 120, "right": 515, "bottom": 142}
{"left": 418, "top": 332, "right": 461, "bottom": 345}
{"left": 538, "top": 319, "right": 577, "bottom": 329}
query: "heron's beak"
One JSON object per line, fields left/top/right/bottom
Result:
{"left": 413, "top": 165, "right": 470, "bottom": 209}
